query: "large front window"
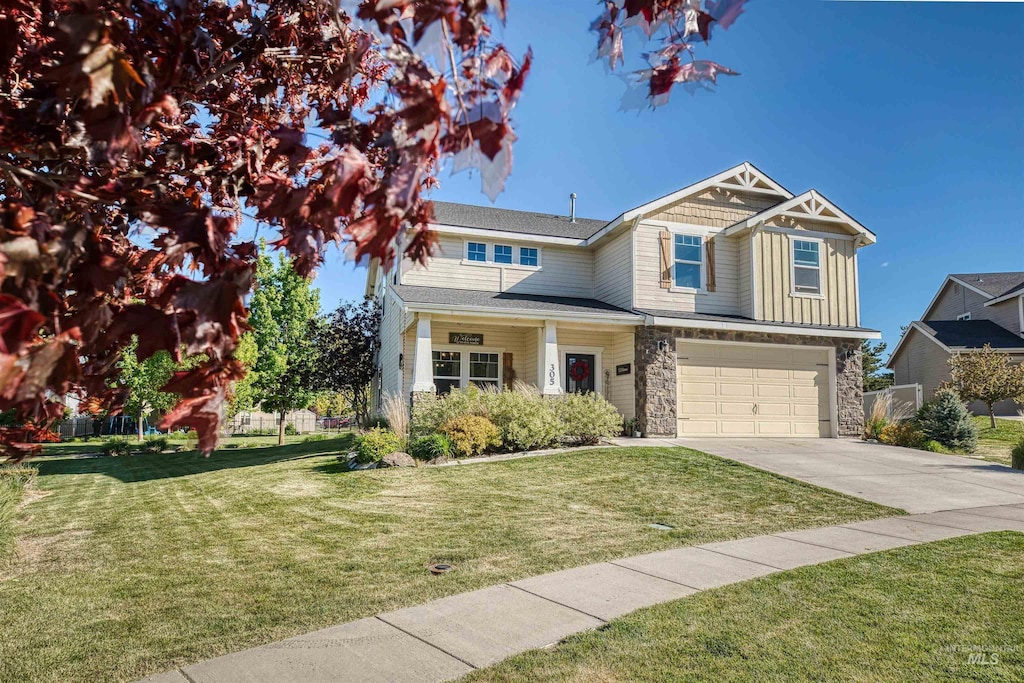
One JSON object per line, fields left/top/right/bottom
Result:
{"left": 432, "top": 351, "right": 461, "bottom": 395}
{"left": 469, "top": 352, "right": 500, "bottom": 389}
{"left": 792, "top": 239, "right": 822, "bottom": 295}
{"left": 673, "top": 234, "right": 702, "bottom": 289}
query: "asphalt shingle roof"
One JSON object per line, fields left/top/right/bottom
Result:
{"left": 950, "top": 272, "right": 1024, "bottom": 299}
{"left": 392, "top": 285, "right": 638, "bottom": 316}
{"left": 431, "top": 201, "right": 608, "bottom": 240}
{"left": 920, "top": 320, "right": 1024, "bottom": 350}
{"left": 636, "top": 309, "right": 879, "bottom": 334}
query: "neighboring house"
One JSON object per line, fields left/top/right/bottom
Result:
{"left": 367, "top": 163, "right": 880, "bottom": 438}
{"left": 888, "top": 272, "right": 1024, "bottom": 416}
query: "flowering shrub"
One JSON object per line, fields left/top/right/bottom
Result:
{"left": 354, "top": 428, "right": 404, "bottom": 465}
{"left": 440, "top": 416, "right": 500, "bottom": 458}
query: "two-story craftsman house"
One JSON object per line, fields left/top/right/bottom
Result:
{"left": 367, "top": 163, "right": 880, "bottom": 438}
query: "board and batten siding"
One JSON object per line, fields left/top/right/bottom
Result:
{"left": 738, "top": 237, "right": 753, "bottom": 318}
{"left": 594, "top": 227, "right": 632, "bottom": 309}
{"left": 402, "top": 234, "right": 594, "bottom": 299}
{"left": 753, "top": 224, "right": 859, "bottom": 327}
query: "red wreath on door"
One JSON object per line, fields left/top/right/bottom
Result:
{"left": 569, "top": 359, "right": 590, "bottom": 383}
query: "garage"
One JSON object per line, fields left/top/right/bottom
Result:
{"left": 676, "top": 341, "right": 834, "bottom": 437}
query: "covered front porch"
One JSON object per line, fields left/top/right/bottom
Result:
{"left": 400, "top": 313, "right": 637, "bottom": 420}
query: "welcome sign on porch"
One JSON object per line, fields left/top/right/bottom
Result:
{"left": 449, "top": 332, "right": 484, "bottom": 345}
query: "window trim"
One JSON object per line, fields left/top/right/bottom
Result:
{"left": 465, "top": 241, "right": 488, "bottom": 263}
{"left": 432, "top": 344, "right": 505, "bottom": 392}
{"left": 790, "top": 235, "right": 826, "bottom": 300}
{"left": 460, "top": 240, "right": 542, "bottom": 270}
{"left": 670, "top": 232, "right": 705, "bottom": 294}
{"left": 957, "top": 312, "right": 972, "bottom": 321}
{"left": 493, "top": 244, "right": 513, "bottom": 265}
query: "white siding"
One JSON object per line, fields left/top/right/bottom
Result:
{"left": 401, "top": 234, "right": 594, "bottom": 299}
{"left": 377, "top": 290, "right": 405, "bottom": 400}
{"left": 632, "top": 223, "right": 741, "bottom": 316}
{"left": 594, "top": 227, "right": 633, "bottom": 309}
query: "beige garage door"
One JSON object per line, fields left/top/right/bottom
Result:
{"left": 676, "top": 342, "right": 832, "bottom": 437}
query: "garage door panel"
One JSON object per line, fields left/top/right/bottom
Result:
{"left": 677, "top": 342, "right": 832, "bottom": 439}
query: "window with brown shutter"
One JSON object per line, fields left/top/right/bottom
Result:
{"left": 705, "top": 237, "right": 716, "bottom": 292}
{"left": 659, "top": 231, "right": 672, "bottom": 289}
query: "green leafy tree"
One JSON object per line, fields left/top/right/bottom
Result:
{"left": 947, "top": 345, "right": 1024, "bottom": 428}
{"left": 116, "top": 339, "right": 193, "bottom": 442}
{"left": 314, "top": 300, "right": 380, "bottom": 424}
{"left": 249, "top": 249, "right": 321, "bottom": 445}
{"left": 861, "top": 340, "right": 894, "bottom": 392}
{"left": 226, "top": 332, "right": 259, "bottom": 419}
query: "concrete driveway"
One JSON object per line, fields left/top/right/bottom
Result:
{"left": 620, "top": 437, "right": 1024, "bottom": 513}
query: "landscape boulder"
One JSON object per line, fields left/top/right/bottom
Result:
{"left": 378, "top": 452, "right": 416, "bottom": 468}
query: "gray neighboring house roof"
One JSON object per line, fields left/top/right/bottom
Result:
{"left": 431, "top": 201, "right": 608, "bottom": 240}
{"left": 918, "top": 320, "right": 1024, "bottom": 350}
{"left": 392, "top": 285, "right": 639, "bottom": 317}
{"left": 950, "top": 272, "right": 1024, "bottom": 299}
{"left": 635, "top": 309, "right": 880, "bottom": 335}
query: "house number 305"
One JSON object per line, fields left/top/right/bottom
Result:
{"left": 548, "top": 364, "right": 556, "bottom": 386}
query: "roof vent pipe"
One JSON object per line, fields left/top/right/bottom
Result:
{"left": 569, "top": 193, "right": 577, "bottom": 223}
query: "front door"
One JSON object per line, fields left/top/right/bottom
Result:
{"left": 565, "top": 354, "right": 596, "bottom": 394}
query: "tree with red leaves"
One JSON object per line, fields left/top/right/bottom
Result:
{"left": 0, "top": 0, "right": 752, "bottom": 459}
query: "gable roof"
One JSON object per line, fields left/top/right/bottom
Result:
{"left": 949, "top": 272, "right": 1024, "bottom": 299}
{"left": 887, "top": 319, "right": 1024, "bottom": 367}
{"left": 721, "top": 190, "right": 876, "bottom": 244}
{"left": 593, "top": 162, "right": 793, "bottom": 241}
{"left": 431, "top": 201, "right": 607, "bottom": 240}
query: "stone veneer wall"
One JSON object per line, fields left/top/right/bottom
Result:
{"left": 635, "top": 327, "right": 865, "bottom": 437}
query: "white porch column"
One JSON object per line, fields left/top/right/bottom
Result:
{"left": 411, "top": 313, "right": 436, "bottom": 393}
{"left": 537, "top": 320, "right": 562, "bottom": 395}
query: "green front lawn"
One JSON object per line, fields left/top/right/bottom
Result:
{"left": 463, "top": 532, "right": 1024, "bottom": 683}
{"left": 972, "top": 416, "right": 1022, "bottom": 466}
{"left": 1, "top": 441, "right": 895, "bottom": 683}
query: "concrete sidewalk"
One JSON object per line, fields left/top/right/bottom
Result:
{"left": 141, "top": 506, "right": 1024, "bottom": 683}
{"left": 615, "top": 437, "right": 1024, "bottom": 513}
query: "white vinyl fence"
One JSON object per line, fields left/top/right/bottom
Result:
{"left": 863, "top": 383, "right": 923, "bottom": 419}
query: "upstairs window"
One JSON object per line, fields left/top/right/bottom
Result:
{"left": 673, "top": 234, "right": 703, "bottom": 289}
{"left": 494, "top": 244, "right": 513, "bottom": 264}
{"left": 520, "top": 247, "right": 539, "bottom": 267}
{"left": 792, "top": 239, "right": 822, "bottom": 295}
{"left": 467, "top": 242, "right": 487, "bottom": 262}
{"left": 957, "top": 312, "right": 972, "bottom": 321}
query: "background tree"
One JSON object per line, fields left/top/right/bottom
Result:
{"left": 947, "top": 345, "right": 1024, "bottom": 428}
{"left": 315, "top": 300, "right": 381, "bottom": 425}
{"left": 311, "top": 391, "right": 353, "bottom": 419}
{"left": 225, "top": 333, "right": 259, "bottom": 420}
{"left": 116, "top": 339, "right": 203, "bottom": 441}
{"left": 0, "top": 0, "right": 753, "bottom": 457}
{"left": 249, "top": 250, "right": 321, "bottom": 445}
{"left": 861, "top": 340, "right": 894, "bottom": 392}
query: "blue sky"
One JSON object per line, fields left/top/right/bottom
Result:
{"left": 315, "top": 0, "right": 1024, "bottom": 352}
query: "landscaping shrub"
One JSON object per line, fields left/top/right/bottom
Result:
{"left": 381, "top": 393, "right": 410, "bottom": 439}
{"left": 554, "top": 392, "right": 623, "bottom": 445}
{"left": 916, "top": 390, "right": 978, "bottom": 453}
{"left": 922, "top": 440, "right": 948, "bottom": 454}
{"left": 409, "top": 434, "right": 453, "bottom": 461}
{"left": 101, "top": 438, "right": 134, "bottom": 457}
{"left": 284, "top": 423, "right": 299, "bottom": 436}
{"left": 440, "top": 415, "right": 500, "bottom": 458}
{"left": 1012, "top": 439, "right": 1024, "bottom": 471}
{"left": 410, "top": 386, "right": 487, "bottom": 437}
{"left": 140, "top": 436, "right": 169, "bottom": 454}
{"left": 362, "top": 415, "right": 391, "bottom": 431}
{"left": 482, "top": 385, "right": 561, "bottom": 451}
{"left": 354, "top": 428, "right": 404, "bottom": 464}
{"left": 878, "top": 421, "right": 925, "bottom": 449}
